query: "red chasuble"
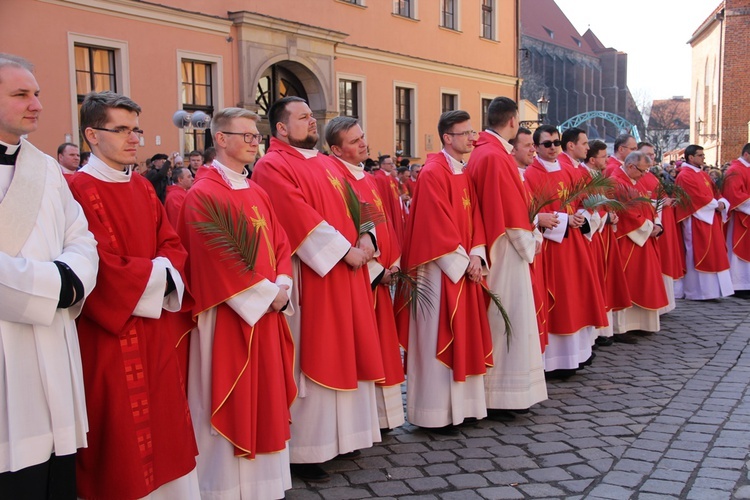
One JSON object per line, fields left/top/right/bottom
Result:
{"left": 164, "top": 184, "right": 187, "bottom": 229}
{"left": 523, "top": 158, "right": 608, "bottom": 334}
{"left": 68, "top": 173, "right": 197, "bottom": 500}
{"left": 179, "top": 166, "right": 296, "bottom": 458}
{"left": 675, "top": 166, "right": 731, "bottom": 273}
{"left": 604, "top": 156, "right": 624, "bottom": 177}
{"left": 372, "top": 169, "right": 406, "bottom": 245}
{"left": 252, "top": 138, "right": 384, "bottom": 390}
{"left": 330, "top": 158, "right": 405, "bottom": 387}
{"left": 639, "top": 172, "right": 686, "bottom": 279}
{"left": 610, "top": 167, "right": 669, "bottom": 310}
{"left": 722, "top": 159, "right": 750, "bottom": 262}
{"left": 397, "top": 153, "right": 493, "bottom": 381}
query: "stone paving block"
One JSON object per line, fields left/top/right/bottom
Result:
{"left": 495, "top": 434, "right": 535, "bottom": 446}
{"left": 369, "top": 480, "right": 413, "bottom": 497}
{"left": 586, "top": 483, "right": 635, "bottom": 499}
{"left": 405, "top": 476, "right": 449, "bottom": 492}
{"left": 457, "top": 459, "right": 495, "bottom": 473}
{"left": 475, "top": 486, "right": 524, "bottom": 499}
{"left": 564, "top": 437, "right": 609, "bottom": 449}
{"left": 453, "top": 447, "right": 494, "bottom": 459}
{"left": 345, "top": 469, "right": 389, "bottom": 484}
{"left": 589, "top": 457, "right": 615, "bottom": 473}
{"left": 648, "top": 468, "right": 691, "bottom": 482}
{"left": 701, "top": 457, "right": 745, "bottom": 469}
{"left": 427, "top": 440, "right": 462, "bottom": 451}
{"left": 566, "top": 463, "right": 601, "bottom": 478}
{"left": 421, "top": 450, "right": 458, "bottom": 463}
{"left": 735, "top": 485, "right": 750, "bottom": 499}
{"left": 612, "top": 458, "right": 655, "bottom": 474}
{"left": 287, "top": 488, "right": 324, "bottom": 500}
{"left": 398, "top": 495, "right": 439, "bottom": 500}
{"left": 446, "top": 473, "right": 489, "bottom": 488}
{"left": 391, "top": 443, "right": 432, "bottom": 454}
{"left": 483, "top": 470, "right": 527, "bottom": 485}
{"left": 516, "top": 483, "right": 566, "bottom": 497}
{"left": 439, "top": 490, "right": 484, "bottom": 500}
{"left": 691, "top": 476, "right": 737, "bottom": 491}
{"left": 663, "top": 448, "right": 704, "bottom": 462}
{"left": 658, "top": 457, "right": 700, "bottom": 471}
{"left": 525, "top": 466, "right": 574, "bottom": 482}
{"left": 424, "top": 463, "right": 462, "bottom": 476}
{"left": 389, "top": 453, "right": 428, "bottom": 466}
{"left": 622, "top": 447, "right": 663, "bottom": 462}
{"left": 493, "top": 455, "right": 539, "bottom": 471}
{"left": 539, "top": 452, "right": 583, "bottom": 467}
{"left": 387, "top": 466, "right": 424, "bottom": 479}
{"left": 463, "top": 437, "right": 501, "bottom": 448}
{"left": 637, "top": 494, "right": 679, "bottom": 500}
{"left": 526, "top": 441, "right": 572, "bottom": 455}
{"left": 319, "top": 487, "right": 372, "bottom": 499}
{"left": 601, "top": 470, "right": 644, "bottom": 487}
{"left": 671, "top": 440, "right": 709, "bottom": 452}
{"left": 355, "top": 455, "right": 392, "bottom": 469}
{"left": 578, "top": 448, "right": 613, "bottom": 460}
{"left": 558, "top": 478, "right": 594, "bottom": 493}
{"left": 485, "top": 445, "right": 526, "bottom": 458}
{"left": 631, "top": 438, "right": 669, "bottom": 452}
{"left": 685, "top": 488, "right": 732, "bottom": 500}
{"left": 696, "top": 467, "right": 741, "bottom": 481}
{"left": 596, "top": 426, "right": 634, "bottom": 437}
{"left": 639, "top": 479, "right": 685, "bottom": 495}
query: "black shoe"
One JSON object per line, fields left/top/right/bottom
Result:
{"left": 579, "top": 352, "right": 596, "bottom": 369}
{"left": 595, "top": 336, "right": 614, "bottom": 347}
{"left": 290, "top": 463, "right": 331, "bottom": 482}
{"left": 336, "top": 450, "right": 361, "bottom": 460}
{"left": 460, "top": 417, "right": 479, "bottom": 427}
{"left": 545, "top": 368, "right": 577, "bottom": 380}
{"left": 425, "top": 424, "right": 459, "bottom": 436}
{"left": 380, "top": 427, "right": 393, "bottom": 435}
{"left": 613, "top": 333, "right": 638, "bottom": 344}
{"left": 512, "top": 408, "right": 530, "bottom": 415}
{"left": 487, "top": 409, "right": 516, "bottom": 422}
{"left": 630, "top": 329, "right": 653, "bottom": 336}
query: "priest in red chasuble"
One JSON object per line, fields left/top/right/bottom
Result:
{"left": 164, "top": 166, "right": 192, "bottom": 228}
{"left": 722, "top": 143, "right": 750, "bottom": 292}
{"left": 178, "top": 108, "right": 297, "bottom": 499}
{"left": 604, "top": 134, "right": 637, "bottom": 177}
{"left": 69, "top": 91, "right": 199, "bottom": 500}
{"left": 252, "top": 97, "right": 384, "bottom": 483}
{"left": 464, "top": 98, "right": 547, "bottom": 422}
{"left": 610, "top": 152, "right": 669, "bottom": 336}
{"left": 325, "top": 116, "right": 406, "bottom": 433}
{"left": 371, "top": 154, "right": 406, "bottom": 245}
{"left": 523, "top": 125, "right": 607, "bottom": 377}
{"left": 675, "top": 144, "right": 733, "bottom": 300}
{"left": 397, "top": 110, "right": 493, "bottom": 435}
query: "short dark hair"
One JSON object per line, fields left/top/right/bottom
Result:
{"left": 80, "top": 91, "right": 141, "bottom": 147}
{"left": 532, "top": 124, "right": 559, "bottom": 146}
{"left": 397, "top": 166, "right": 409, "bottom": 174}
{"left": 741, "top": 143, "right": 750, "bottom": 156}
{"left": 268, "top": 96, "right": 307, "bottom": 138}
{"left": 585, "top": 140, "right": 607, "bottom": 162}
{"left": 57, "top": 142, "right": 78, "bottom": 156}
{"left": 637, "top": 141, "right": 654, "bottom": 150}
{"left": 510, "top": 127, "right": 532, "bottom": 147}
{"left": 614, "top": 134, "right": 635, "bottom": 152}
{"left": 188, "top": 150, "right": 202, "bottom": 158}
{"left": 684, "top": 144, "right": 703, "bottom": 164}
{"left": 325, "top": 116, "right": 359, "bottom": 149}
{"left": 203, "top": 147, "right": 216, "bottom": 164}
{"left": 486, "top": 97, "right": 518, "bottom": 129}
{"left": 378, "top": 155, "right": 391, "bottom": 165}
{"left": 399, "top": 158, "right": 410, "bottom": 167}
{"left": 561, "top": 127, "right": 586, "bottom": 152}
{"left": 438, "top": 110, "right": 471, "bottom": 145}
{"left": 171, "top": 167, "right": 189, "bottom": 184}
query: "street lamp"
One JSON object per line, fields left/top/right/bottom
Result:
{"left": 519, "top": 94, "right": 550, "bottom": 129}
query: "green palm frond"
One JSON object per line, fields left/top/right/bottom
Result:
{"left": 344, "top": 179, "right": 387, "bottom": 234}
{"left": 481, "top": 283, "right": 513, "bottom": 351}
{"left": 655, "top": 177, "right": 692, "bottom": 212}
{"left": 391, "top": 269, "right": 436, "bottom": 318}
{"left": 610, "top": 183, "right": 653, "bottom": 213}
{"left": 558, "top": 173, "right": 614, "bottom": 212}
{"left": 582, "top": 194, "right": 626, "bottom": 212}
{"left": 190, "top": 195, "right": 259, "bottom": 274}
{"left": 528, "top": 180, "right": 560, "bottom": 223}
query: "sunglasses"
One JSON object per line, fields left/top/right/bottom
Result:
{"left": 539, "top": 140, "right": 561, "bottom": 148}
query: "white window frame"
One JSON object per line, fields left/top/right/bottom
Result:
{"left": 440, "top": 87, "right": 461, "bottom": 113}
{"left": 394, "top": 81, "right": 418, "bottom": 158}
{"left": 176, "top": 50, "right": 224, "bottom": 154}
{"left": 440, "top": 0, "right": 460, "bottom": 31}
{"left": 480, "top": 93, "right": 497, "bottom": 131}
{"left": 67, "top": 33, "right": 130, "bottom": 147}
{"left": 480, "top": 0, "right": 498, "bottom": 41}
{"left": 394, "top": 0, "right": 418, "bottom": 19}
{"left": 336, "top": 73, "right": 367, "bottom": 128}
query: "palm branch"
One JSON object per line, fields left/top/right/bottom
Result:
{"left": 610, "top": 183, "right": 653, "bottom": 213}
{"left": 343, "top": 179, "right": 387, "bottom": 234}
{"left": 190, "top": 195, "right": 259, "bottom": 273}
{"left": 581, "top": 193, "right": 626, "bottom": 212}
{"left": 711, "top": 170, "right": 736, "bottom": 196}
{"left": 481, "top": 283, "right": 513, "bottom": 351}
{"left": 558, "top": 173, "right": 615, "bottom": 212}
{"left": 390, "top": 269, "right": 436, "bottom": 317}
{"left": 654, "top": 177, "right": 692, "bottom": 212}
{"left": 527, "top": 180, "right": 560, "bottom": 223}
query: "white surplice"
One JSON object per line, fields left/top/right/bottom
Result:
{"left": 0, "top": 139, "right": 98, "bottom": 473}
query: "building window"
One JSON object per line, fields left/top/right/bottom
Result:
{"left": 441, "top": 0, "right": 457, "bottom": 30}
{"left": 481, "top": 0, "right": 494, "bottom": 40}
{"left": 442, "top": 93, "right": 457, "bottom": 113}
{"left": 181, "top": 60, "right": 214, "bottom": 153}
{"left": 340, "top": 0, "right": 363, "bottom": 4}
{"left": 396, "top": 87, "right": 413, "bottom": 156}
{"left": 339, "top": 80, "right": 360, "bottom": 119}
{"left": 75, "top": 45, "right": 117, "bottom": 149}
{"left": 395, "top": 0, "right": 413, "bottom": 18}
{"left": 481, "top": 98, "right": 493, "bottom": 130}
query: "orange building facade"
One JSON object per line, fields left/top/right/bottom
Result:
{"left": 1, "top": 0, "right": 520, "bottom": 163}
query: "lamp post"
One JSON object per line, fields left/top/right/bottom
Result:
{"left": 172, "top": 110, "right": 213, "bottom": 151}
{"left": 519, "top": 94, "right": 550, "bottom": 129}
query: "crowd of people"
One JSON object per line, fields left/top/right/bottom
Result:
{"left": 3, "top": 51, "right": 750, "bottom": 500}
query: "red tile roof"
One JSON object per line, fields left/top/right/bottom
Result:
{"left": 648, "top": 98, "right": 691, "bottom": 130}
{"left": 521, "top": 0, "right": 598, "bottom": 57}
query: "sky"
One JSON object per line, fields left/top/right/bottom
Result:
{"left": 555, "top": 0, "right": 719, "bottom": 104}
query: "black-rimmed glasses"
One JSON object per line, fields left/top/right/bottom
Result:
{"left": 90, "top": 126, "right": 144, "bottom": 137}
{"left": 220, "top": 131, "right": 264, "bottom": 143}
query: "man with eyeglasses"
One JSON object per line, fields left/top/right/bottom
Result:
{"left": 178, "top": 107, "right": 296, "bottom": 499}
{"left": 252, "top": 96, "right": 383, "bottom": 483}
{"left": 523, "top": 125, "right": 607, "bottom": 378}
{"left": 465, "top": 97, "right": 547, "bottom": 423}
{"left": 674, "top": 144, "right": 733, "bottom": 300}
{"left": 605, "top": 134, "right": 638, "bottom": 177}
{"left": 608, "top": 152, "right": 668, "bottom": 341}
{"left": 68, "top": 90, "right": 200, "bottom": 499}
{"left": 398, "top": 110, "right": 493, "bottom": 435}
{"left": 0, "top": 53, "right": 98, "bottom": 500}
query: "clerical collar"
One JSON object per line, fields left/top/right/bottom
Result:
{"left": 79, "top": 154, "right": 132, "bottom": 183}
{"left": 562, "top": 152, "right": 581, "bottom": 168}
{"left": 581, "top": 162, "right": 596, "bottom": 175}
{"left": 442, "top": 149, "right": 465, "bottom": 174}
{"left": 739, "top": 157, "right": 750, "bottom": 168}
{"left": 292, "top": 146, "right": 319, "bottom": 159}
{"left": 538, "top": 158, "right": 560, "bottom": 172}
{"left": 682, "top": 162, "right": 701, "bottom": 172}
{"left": 334, "top": 156, "right": 365, "bottom": 180}
{"left": 0, "top": 139, "right": 21, "bottom": 156}
{"left": 484, "top": 129, "right": 513, "bottom": 154}
{"left": 619, "top": 165, "right": 637, "bottom": 185}
{"left": 211, "top": 159, "right": 250, "bottom": 190}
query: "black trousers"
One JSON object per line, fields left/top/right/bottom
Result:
{"left": 0, "top": 453, "right": 76, "bottom": 500}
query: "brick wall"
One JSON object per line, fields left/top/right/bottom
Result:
{"left": 720, "top": 0, "right": 750, "bottom": 162}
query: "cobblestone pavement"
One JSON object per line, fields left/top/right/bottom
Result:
{"left": 287, "top": 297, "right": 750, "bottom": 499}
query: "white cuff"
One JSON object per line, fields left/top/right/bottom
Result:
{"left": 719, "top": 197, "right": 730, "bottom": 223}
{"left": 227, "top": 279, "right": 279, "bottom": 326}
{"left": 437, "top": 246, "right": 470, "bottom": 284}
{"left": 132, "top": 256, "right": 184, "bottom": 318}
{"left": 367, "top": 260, "right": 385, "bottom": 285}
{"left": 737, "top": 198, "right": 750, "bottom": 216}
{"left": 626, "top": 219, "right": 653, "bottom": 247}
{"left": 693, "top": 200, "right": 717, "bottom": 225}
{"left": 543, "top": 212, "right": 568, "bottom": 243}
{"left": 507, "top": 228, "right": 536, "bottom": 264}
{"left": 297, "top": 222, "right": 351, "bottom": 277}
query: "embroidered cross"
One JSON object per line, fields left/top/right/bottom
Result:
{"left": 371, "top": 189, "right": 384, "bottom": 213}
{"left": 249, "top": 205, "right": 277, "bottom": 271}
